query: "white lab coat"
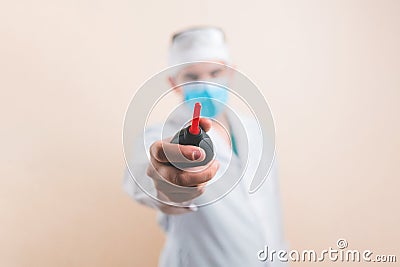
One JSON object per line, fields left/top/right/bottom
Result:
{"left": 123, "top": 107, "right": 288, "bottom": 267}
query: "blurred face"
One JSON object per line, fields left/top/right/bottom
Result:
{"left": 168, "top": 61, "right": 234, "bottom": 118}
{"left": 169, "top": 61, "right": 233, "bottom": 95}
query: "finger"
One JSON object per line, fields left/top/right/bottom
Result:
{"left": 155, "top": 180, "right": 205, "bottom": 203}
{"left": 148, "top": 157, "right": 188, "bottom": 185}
{"left": 199, "top": 118, "right": 212, "bottom": 132}
{"left": 174, "top": 160, "right": 220, "bottom": 186}
{"left": 148, "top": 159, "right": 220, "bottom": 187}
{"left": 147, "top": 158, "right": 178, "bottom": 182}
{"left": 150, "top": 140, "right": 205, "bottom": 163}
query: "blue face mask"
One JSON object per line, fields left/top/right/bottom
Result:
{"left": 182, "top": 79, "right": 229, "bottom": 118}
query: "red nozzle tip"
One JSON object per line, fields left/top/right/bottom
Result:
{"left": 189, "top": 102, "right": 201, "bottom": 135}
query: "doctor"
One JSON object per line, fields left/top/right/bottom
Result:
{"left": 124, "top": 26, "right": 287, "bottom": 267}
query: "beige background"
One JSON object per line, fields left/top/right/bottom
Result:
{"left": 1, "top": 1, "right": 399, "bottom": 266}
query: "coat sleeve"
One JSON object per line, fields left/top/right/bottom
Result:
{"left": 122, "top": 125, "right": 161, "bottom": 209}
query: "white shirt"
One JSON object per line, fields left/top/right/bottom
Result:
{"left": 123, "top": 108, "right": 288, "bottom": 267}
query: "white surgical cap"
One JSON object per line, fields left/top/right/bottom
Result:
{"left": 168, "top": 27, "right": 231, "bottom": 69}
